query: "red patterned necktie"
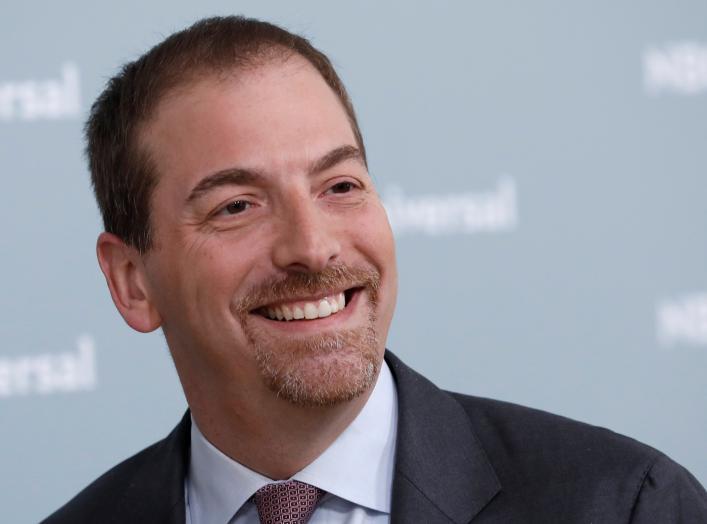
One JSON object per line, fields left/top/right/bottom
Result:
{"left": 253, "top": 480, "right": 325, "bottom": 524}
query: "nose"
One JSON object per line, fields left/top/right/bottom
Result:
{"left": 272, "top": 197, "right": 341, "bottom": 273}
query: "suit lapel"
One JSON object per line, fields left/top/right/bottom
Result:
{"left": 112, "top": 411, "right": 190, "bottom": 524}
{"left": 386, "top": 352, "right": 501, "bottom": 523}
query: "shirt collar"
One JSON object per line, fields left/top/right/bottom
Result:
{"left": 188, "top": 416, "right": 270, "bottom": 524}
{"left": 293, "top": 360, "right": 398, "bottom": 512}
{"left": 187, "top": 361, "right": 398, "bottom": 524}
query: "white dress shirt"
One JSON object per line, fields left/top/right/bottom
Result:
{"left": 186, "top": 361, "right": 398, "bottom": 524}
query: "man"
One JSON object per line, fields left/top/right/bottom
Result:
{"left": 44, "top": 16, "right": 706, "bottom": 524}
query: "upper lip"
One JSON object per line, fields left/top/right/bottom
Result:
{"left": 250, "top": 288, "right": 353, "bottom": 312}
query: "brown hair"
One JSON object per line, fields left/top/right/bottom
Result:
{"left": 86, "top": 16, "right": 366, "bottom": 253}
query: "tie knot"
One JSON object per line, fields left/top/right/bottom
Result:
{"left": 254, "top": 480, "right": 325, "bottom": 524}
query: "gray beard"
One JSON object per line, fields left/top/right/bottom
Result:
{"left": 251, "top": 322, "right": 380, "bottom": 407}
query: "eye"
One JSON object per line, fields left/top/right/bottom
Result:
{"left": 219, "top": 200, "right": 251, "bottom": 215}
{"left": 328, "top": 181, "right": 356, "bottom": 194}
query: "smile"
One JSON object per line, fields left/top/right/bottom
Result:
{"left": 256, "top": 289, "right": 356, "bottom": 322}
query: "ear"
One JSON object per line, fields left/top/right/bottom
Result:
{"left": 96, "top": 232, "right": 162, "bottom": 333}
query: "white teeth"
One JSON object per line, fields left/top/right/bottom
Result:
{"left": 263, "top": 291, "right": 350, "bottom": 321}
{"left": 304, "top": 303, "right": 319, "bottom": 319}
{"left": 282, "top": 305, "right": 293, "bottom": 321}
{"left": 318, "top": 300, "right": 332, "bottom": 317}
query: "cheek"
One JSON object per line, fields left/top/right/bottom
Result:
{"left": 356, "top": 203, "right": 397, "bottom": 265}
{"left": 183, "top": 231, "right": 283, "bottom": 315}
{"left": 148, "top": 239, "right": 241, "bottom": 321}
{"left": 185, "top": 240, "right": 252, "bottom": 298}
{"left": 348, "top": 203, "right": 398, "bottom": 295}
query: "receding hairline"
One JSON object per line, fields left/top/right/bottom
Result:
{"left": 134, "top": 50, "right": 363, "bottom": 183}
{"left": 134, "top": 47, "right": 306, "bottom": 142}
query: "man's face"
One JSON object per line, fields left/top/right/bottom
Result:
{"left": 137, "top": 57, "right": 397, "bottom": 408}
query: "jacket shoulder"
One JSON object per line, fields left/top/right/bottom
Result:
{"left": 448, "top": 393, "right": 707, "bottom": 521}
{"left": 453, "top": 393, "right": 707, "bottom": 520}
{"left": 451, "top": 392, "right": 661, "bottom": 477}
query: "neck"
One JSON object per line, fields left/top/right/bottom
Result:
{"left": 188, "top": 380, "right": 375, "bottom": 480}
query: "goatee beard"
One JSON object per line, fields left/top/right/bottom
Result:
{"left": 234, "top": 264, "right": 382, "bottom": 407}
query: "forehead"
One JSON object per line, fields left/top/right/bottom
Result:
{"left": 139, "top": 56, "right": 357, "bottom": 185}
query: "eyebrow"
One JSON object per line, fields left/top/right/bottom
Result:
{"left": 185, "top": 144, "right": 365, "bottom": 204}
{"left": 186, "top": 169, "right": 262, "bottom": 203}
{"left": 310, "top": 144, "right": 364, "bottom": 175}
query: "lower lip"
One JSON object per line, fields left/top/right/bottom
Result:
{"left": 250, "top": 289, "right": 364, "bottom": 333}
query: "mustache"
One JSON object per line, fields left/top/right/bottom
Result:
{"left": 235, "top": 264, "right": 381, "bottom": 315}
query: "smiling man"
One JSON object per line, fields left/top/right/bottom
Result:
{"left": 44, "top": 16, "right": 706, "bottom": 524}
{"left": 113, "top": 52, "right": 397, "bottom": 483}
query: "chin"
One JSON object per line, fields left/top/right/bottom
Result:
{"left": 254, "top": 325, "right": 381, "bottom": 408}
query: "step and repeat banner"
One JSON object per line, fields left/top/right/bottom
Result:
{"left": 2, "top": 2, "right": 705, "bottom": 522}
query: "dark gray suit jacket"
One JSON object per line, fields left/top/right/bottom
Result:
{"left": 44, "top": 352, "right": 707, "bottom": 523}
